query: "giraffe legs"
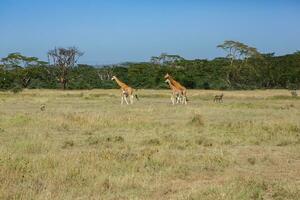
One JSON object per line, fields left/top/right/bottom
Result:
{"left": 175, "top": 93, "right": 186, "bottom": 104}
{"left": 182, "top": 96, "right": 187, "bottom": 105}
{"left": 171, "top": 93, "right": 184, "bottom": 105}
{"left": 129, "top": 95, "right": 134, "bottom": 104}
{"left": 120, "top": 90, "right": 129, "bottom": 105}
{"left": 175, "top": 94, "right": 181, "bottom": 104}
{"left": 121, "top": 94, "right": 129, "bottom": 105}
{"left": 170, "top": 95, "right": 175, "bottom": 105}
{"left": 121, "top": 95, "right": 124, "bottom": 104}
{"left": 123, "top": 95, "right": 129, "bottom": 104}
{"left": 120, "top": 90, "right": 136, "bottom": 105}
{"left": 173, "top": 93, "right": 187, "bottom": 105}
{"left": 182, "top": 91, "right": 187, "bottom": 105}
{"left": 122, "top": 95, "right": 133, "bottom": 105}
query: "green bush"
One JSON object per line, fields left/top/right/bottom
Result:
{"left": 11, "top": 84, "right": 23, "bottom": 93}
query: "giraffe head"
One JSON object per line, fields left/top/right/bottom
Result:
{"left": 111, "top": 76, "right": 116, "bottom": 81}
{"left": 164, "top": 73, "right": 170, "bottom": 79}
{"left": 165, "top": 79, "right": 171, "bottom": 84}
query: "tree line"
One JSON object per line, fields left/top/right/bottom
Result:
{"left": 1, "top": 41, "right": 300, "bottom": 91}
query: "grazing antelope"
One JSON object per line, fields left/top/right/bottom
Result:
{"left": 164, "top": 73, "right": 187, "bottom": 104}
{"left": 111, "top": 76, "right": 139, "bottom": 104}
{"left": 291, "top": 90, "right": 298, "bottom": 97}
{"left": 214, "top": 93, "right": 224, "bottom": 103}
{"left": 40, "top": 104, "right": 46, "bottom": 111}
{"left": 165, "top": 79, "right": 182, "bottom": 105}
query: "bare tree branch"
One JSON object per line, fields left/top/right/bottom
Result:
{"left": 48, "top": 47, "right": 83, "bottom": 89}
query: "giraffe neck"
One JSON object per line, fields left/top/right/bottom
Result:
{"left": 167, "top": 81, "right": 176, "bottom": 91}
{"left": 168, "top": 76, "right": 184, "bottom": 90}
{"left": 114, "top": 77, "right": 128, "bottom": 89}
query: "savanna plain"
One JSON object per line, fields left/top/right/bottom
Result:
{"left": 0, "top": 89, "right": 299, "bottom": 200}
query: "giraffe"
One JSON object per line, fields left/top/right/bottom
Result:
{"left": 164, "top": 73, "right": 187, "bottom": 104}
{"left": 111, "top": 76, "right": 138, "bottom": 104}
{"left": 165, "top": 79, "right": 182, "bottom": 105}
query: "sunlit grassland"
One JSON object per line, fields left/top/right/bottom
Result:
{"left": 0, "top": 89, "right": 300, "bottom": 199}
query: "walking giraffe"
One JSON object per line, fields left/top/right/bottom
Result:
{"left": 164, "top": 73, "right": 188, "bottom": 104}
{"left": 165, "top": 79, "right": 183, "bottom": 105}
{"left": 111, "top": 76, "right": 139, "bottom": 104}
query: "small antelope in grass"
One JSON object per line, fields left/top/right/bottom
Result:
{"left": 214, "top": 93, "right": 224, "bottom": 103}
{"left": 111, "top": 76, "right": 139, "bottom": 104}
{"left": 291, "top": 90, "right": 298, "bottom": 97}
{"left": 40, "top": 104, "right": 46, "bottom": 111}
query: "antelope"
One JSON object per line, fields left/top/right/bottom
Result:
{"left": 214, "top": 93, "right": 224, "bottom": 103}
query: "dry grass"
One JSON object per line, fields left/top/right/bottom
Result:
{"left": 0, "top": 89, "right": 299, "bottom": 199}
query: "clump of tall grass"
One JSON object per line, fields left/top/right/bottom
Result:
{"left": 195, "top": 136, "right": 213, "bottom": 147}
{"left": 11, "top": 85, "right": 23, "bottom": 94}
{"left": 143, "top": 138, "right": 161, "bottom": 146}
{"left": 247, "top": 157, "right": 256, "bottom": 165}
{"left": 190, "top": 113, "right": 204, "bottom": 127}
{"left": 62, "top": 140, "right": 75, "bottom": 148}
{"left": 86, "top": 136, "right": 125, "bottom": 146}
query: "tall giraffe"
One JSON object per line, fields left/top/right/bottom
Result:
{"left": 111, "top": 76, "right": 138, "bottom": 104}
{"left": 164, "top": 73, "right": 187, "bottom": 104}
{"left": 165, "top": 79, "right": 182, "bottom": 105}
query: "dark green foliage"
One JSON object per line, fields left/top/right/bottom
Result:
{"left": 203, "top": 82, "right": 210, "bottom": 90}
{"left": 11, "top": 84, "right": 23, "bottom": 93}
{"left": 1, "top": 51, "right": 300, "bottom": 90}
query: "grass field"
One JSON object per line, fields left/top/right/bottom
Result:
{"left": 0, "top": 89, "right": 300, "bottom": 200}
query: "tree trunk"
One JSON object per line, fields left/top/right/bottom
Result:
{"left": 60, "top": 77, "right": 67, "bottom": 90}
{"left": 22, "top": 77, "right": 31, "bottom": 88}
{"left": 62, "top": 82, "right": 66, "bottom": 90}
{"left": 225, "top": 72, "right": 232, "bottom": 87}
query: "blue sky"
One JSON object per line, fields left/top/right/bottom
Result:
{"left": 0, "top": 0, "right": 300, "bottom": 64}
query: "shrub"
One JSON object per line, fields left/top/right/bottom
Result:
{"left": 62, "top": 140, "right": 74, "bottom": 148}
{"left": 144, "top": 138, "right": 161, "bottom": 146}
{"left": 190, "top": 114, "right": 204, "bottom": 127}
{"left": 247, "top": 157, "right": 256, "bottom": 165}
{"left": 203, "top": 82, "right": 210, "bottom": 89}
{"left": 11, "top": 84, "right": 23, "bottom": 93}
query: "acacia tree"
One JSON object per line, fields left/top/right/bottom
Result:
{"left": 150, "top": 53, "right": 184, "bottom": 65}
{"left": 217, "top": 40, "right": 262, "bottom": 86}
{"left": 1, "top": 53, "right": 47, "bottom": 68}
{"left": 1, "top": 53, "right": 47, "bottom": 88}
{"left": 48, "top": 47, "right": 83, "bottom": 89}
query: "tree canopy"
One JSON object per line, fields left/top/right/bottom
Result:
{"left": 1, "top": 42, "right": 300, "bottom": 91}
